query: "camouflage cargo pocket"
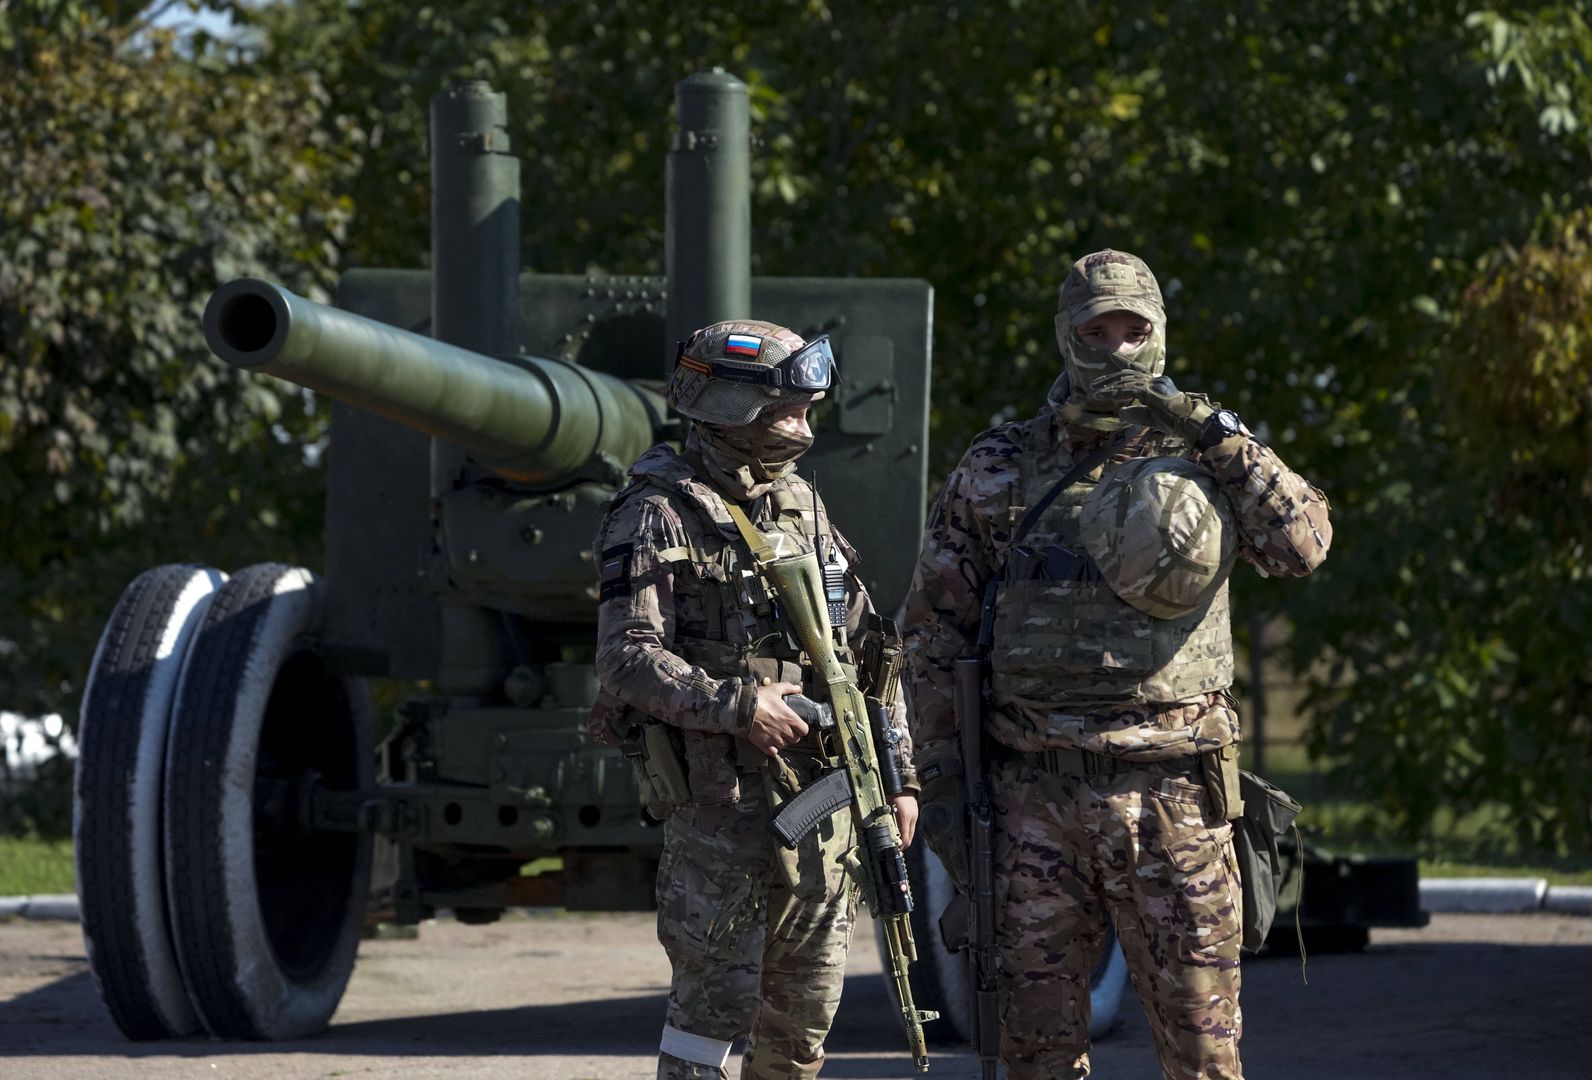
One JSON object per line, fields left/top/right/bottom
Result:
{"left": 655, "top": 831, "right": 759, "bottom": 963}
{"left": 682, "top": 730, "right": 741, "bottom": 806}
{"left": 1146, "top": 777, "right": 1241, "bottom": 956}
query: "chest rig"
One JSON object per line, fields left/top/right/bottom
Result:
{"left": 627, "top": 449, "right": 855, "bottom": 804}
{"left": 988, "top": 415, "right": 1234, "bottom": 709}
{"left": 637, "top": 452, "right": 855, "bottom": 684}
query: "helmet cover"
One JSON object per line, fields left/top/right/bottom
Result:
{"left": 1080, "top": 456, "right": 1237, "bottom": 619}
{"left": 667, "top": 319, "right": 812, "bottom": 426}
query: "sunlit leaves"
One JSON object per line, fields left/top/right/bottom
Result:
{"left": 0, "top": 19, "right": 357, "bottom": 720}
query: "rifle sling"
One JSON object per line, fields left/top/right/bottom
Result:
{"left": 1009, "top": 433, "right": 1129, "bottom": 546}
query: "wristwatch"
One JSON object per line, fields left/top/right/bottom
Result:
{"left": 1195, "top": 408, "right": 1243, "bottom": 451}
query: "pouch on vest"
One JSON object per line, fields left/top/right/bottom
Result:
{"left": 1202, "top": 743, "right": 1245, "bottom": 821}
{"left": 637, "top": 721, "right": 693, "bottom": 821}
{"left": 1233, "top": 769, "right": 1302, "bottom": 953}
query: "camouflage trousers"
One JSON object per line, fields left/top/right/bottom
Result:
{"left": 656, "top": 774, "right": 858, "bottom": 1080}
{"left": 993, "top": 758, "right": 1243, "bottom": 1080}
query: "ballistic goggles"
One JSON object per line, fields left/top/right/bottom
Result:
{"left": 675, "top": 334, "right": 838, "bottom": 393}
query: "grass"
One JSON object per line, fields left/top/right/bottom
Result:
{"left": 4, "top": 736, "right": 1588, "bottom": 897}
{"left": 1249, "top": 742, "right": 1592, "bottom": 887}
{"left": 0, "top": 836, "right": 76, "bottom": 897}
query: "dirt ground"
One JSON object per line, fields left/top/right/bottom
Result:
{"left": 1, "top": 909, "right": 1587, "bottom": 1079}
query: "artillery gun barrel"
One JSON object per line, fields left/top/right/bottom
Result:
{"left": 204, "top": 277, "right": 663, "bottom": 486}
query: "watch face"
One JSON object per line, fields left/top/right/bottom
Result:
{"left": 1200, "top": 409, "right": 1242, "bottom": 449}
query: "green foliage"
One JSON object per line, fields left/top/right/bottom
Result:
{"left": 0, "top": 835, "right": 76, "bottom": 896}
{"left": 1450, "top": 209, "right": 1592, "bottom": 495}
{"left": 0, "top": 20, "right": 360, "bottom": 721}
{"left": 1299, "top": 208, "right": 1592, "bottom": 854}
{"left": 6, "top": 2, "right": 1589, "bottom": 853}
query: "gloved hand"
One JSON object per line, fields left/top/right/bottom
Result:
{"left": 917, "top": 772, "right": 970, "bottom": 894}
{"left": 1089, "top": 370, "right": 1215, "bottom": 443}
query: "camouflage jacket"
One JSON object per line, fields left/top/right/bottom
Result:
{"left": 594, "top": 443, "right": 917, "bottom": 802}
{"left": 903, "top": 408, "right": 1332, "bottom": 759}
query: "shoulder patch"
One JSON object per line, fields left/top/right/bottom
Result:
{"left": 598, "top": 542, "right": 634, "bottom": 602}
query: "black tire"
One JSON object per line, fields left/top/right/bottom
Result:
{"left": 163, "top": 564, "right": 374, "bottom": 1039}
{"left": 75, "top": 564, "right": 225, "bottom": 1040}
{"left": 879, "top": 841, "right": 1130, "bottom": 1045}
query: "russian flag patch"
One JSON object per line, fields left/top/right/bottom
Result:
{"left": 724, "top": 334, "right": 762, "bottom": 357}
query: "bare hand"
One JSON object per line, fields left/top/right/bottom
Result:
{"left": 890, "top": 792, "right": 920, "bottom": 849}
{"left": 746, "top": 682, "right": 809, "bottom": 756}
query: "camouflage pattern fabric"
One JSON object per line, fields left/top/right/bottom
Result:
{"left": 592, "top": 435, "right": 915, "bottom": 798}
{"left": 668, "top": 319, "right": 813, "bottom": 427}
{"left": 1080, "top": 456, "right": 1238, "bottom": 620}
{"left": 903, "top": 400, "right": 1329, "bottom": 1080}
{"left": 903, "top": 407, "right": 1331, "bottom": 758}
{"left": 992, "top": 758, "right": 1242, "bottom": 1079}
{"left": 695, "top": 421, "right": 814, "bottom": 495}
{"left": 986, "top": 419, "right": 1234, "bottom": 714}
{"left": 1053, "top": 250, "right": 1170, "bottom": 420}
{"left": 1056, "top": 249, "right": 1166, "bottom": 327}
{"left": 657, "top": 773, "right": 857, "bottom": 1080}
{"left": 593, "top": 431, "right": 915, "bottom": 1077}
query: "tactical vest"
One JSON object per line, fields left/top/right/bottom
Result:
{"left": 988, "top": 416, "right": 1234, "bottom": 709}
{"left": 621, "top": 447, "right": 855, "bottom": 803}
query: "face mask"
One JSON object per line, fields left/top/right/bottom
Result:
{"left": 698, "top": 419, "right": 814, "bottom": 482}
{"left": 1053, "top": 316, "right": 1167, "bottom": 411}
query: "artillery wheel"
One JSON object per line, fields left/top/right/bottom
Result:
{"left": 878, "top": 841, "right": 1129, "bottom": 1046}
{"left": 163, "top": 564, "right": 373, "bottom": 1039}
{"left": 75, "top": 564, "right": 225, "bottom": 1039}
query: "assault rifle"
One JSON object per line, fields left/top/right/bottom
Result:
{"left": 723, "top": 504, "right": 938, "bottom": 1073}
{"left": 953, "top": 579, "right": 1002, "bottom": 1080}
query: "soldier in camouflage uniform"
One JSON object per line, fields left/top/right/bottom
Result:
{"left": 904, "top": 250, "right": 1332, "bottom": 1079}
{"left": 591, "top": 320, "right": 920, "bottom": 1080}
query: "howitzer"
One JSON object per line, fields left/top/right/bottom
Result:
{"left": 724, "top": 507, "right": 939, "bottom": 1072}
{"left": 72, "top": 71, "right": 939, "bottom": 1046}
{"left": 205, "top": 277, "right": 666, "bottom": 487}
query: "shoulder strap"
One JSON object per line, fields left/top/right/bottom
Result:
{"left": 1009, "top": 433, "right": 1129, "bottom": 545}
{"left": 723, "top": 501, "right": 779, "bottom": 566}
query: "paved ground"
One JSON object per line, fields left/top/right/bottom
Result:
{"left": 1, "top": 910, "right": 1587, "bottom": 1078}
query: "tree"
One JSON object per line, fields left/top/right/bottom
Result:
{"left": 11, "top": 1, "right": 1588, "bottom": 850}
{"left": 0, "top": 14, "right": 360, "bottom": 735}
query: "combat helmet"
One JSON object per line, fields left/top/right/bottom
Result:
{"left": 1079, "top": 456, "right": 1237, "bottom": 619}
{"left": 666, "top": 319, "right": 835, "bottom": 426}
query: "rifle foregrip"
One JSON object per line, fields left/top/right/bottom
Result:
{"left": 866, "top": 822, "right": 913, "bottom": 917}
{"left": 954, "top": 656, "right": 985, "bottom": 779}
{"left": 975, "top": 986, "right": 1001, "bottom": 1056}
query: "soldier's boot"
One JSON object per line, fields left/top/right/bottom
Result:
{"left": 742, "top": 1039, "right": 823, "bottom": 1080}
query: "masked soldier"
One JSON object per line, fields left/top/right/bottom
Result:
{"left": 591, "top": 320, "right": 920, "bottom": 1080}
{"left": 904, "top": 250, "right": 1331, "bottom": 1079}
